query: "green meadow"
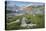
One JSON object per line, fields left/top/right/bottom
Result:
{"left": 6, "top": 14, "right": 44, "bottom": 30}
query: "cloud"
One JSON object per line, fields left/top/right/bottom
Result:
{"left": 7, "top": 1, "right": 44, "bottom": 7}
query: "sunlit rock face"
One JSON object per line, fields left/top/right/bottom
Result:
{"left": 20, "top": 17, "right": 36, "bottom": 28}
{"left": 23, "top": 6, "right": 32, "bottom": 11}
{"left": 20, "top": 17, "right": 27, "bottom": 27}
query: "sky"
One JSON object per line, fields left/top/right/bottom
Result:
{"left": 7, "top": 1, "right": 33, "bottom": 7}
{"left": 7, "top": 1, "right": 44, "bottom": 7}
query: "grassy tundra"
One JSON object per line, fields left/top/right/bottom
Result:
{"left": 6, "top": 14, "right": 44, "bottom": 30}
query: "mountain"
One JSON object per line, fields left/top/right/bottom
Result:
{"left": 20, "top": 5, "right": 44, "bottom": 14}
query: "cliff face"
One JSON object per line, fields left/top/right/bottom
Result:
{"left": 21, "top": 5, "right": 44, "bottom": 14}
{"left": 23, "top": 6, "right": 32, "bottom": 11}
